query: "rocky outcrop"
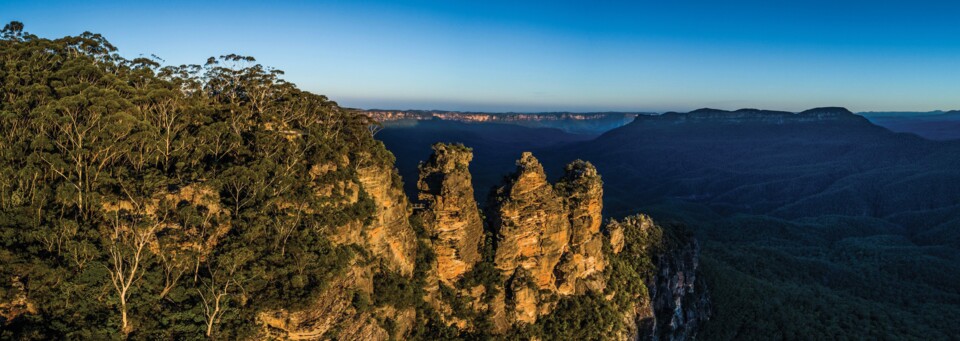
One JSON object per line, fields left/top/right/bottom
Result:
{"left": 258, "top": 263, "right": 381, "bottom": 340}
{"left": 555, "top": 160, "right": 607, "bottom": 295}
{"left": 260, "top": 154, "right": 420, "bottom": 340}
{"left": 485, "top": 153, "right": 628, "bottom": 327}
{"left": 264, "top": 148, "right": 710, "bottom": 340}
{"left": 357, "top": 163, "right": 418, "bottom": 275}
{"left": 417, "top": 143, "right": 484, "bottom": 285}
{"left": 258, "top": 262, "right": 415, "bottom": 340}
{"left": 606, "top": 214, "right": 658, "bottom": 255}
{"left": 488, "top": 152, "right": 571, "bottom": 326}
{"left": 608, "top": 221, "right": 626, "bottom": 254}
{"left": 491, "top": 152, "right": 572, "bottom": 291}
{"left": 0, "top": 276, "right": 36, "bottom": 324}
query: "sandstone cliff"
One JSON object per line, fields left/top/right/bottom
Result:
{"left": 357, "top": 162, "right": 418, "bottom": 276}
{"left": 260, "top": 154, "right": 419, "bottom": 339}
{"left": 258, "top": 149, "right": 710, "bottom": 340}
{"left": 258, "top": 262, "right": 414, "bottom": 341}
{"left": 645, "top": 237, "right": 711, "bottom": 341}
{"left": 416, "top": 143, "right": 484, "bottom": 285}
{"left": 609, "top": 215, "right": 711, "bottom": 341}
{"left": 555, "top": 160, "right": 607, "bottom": 295}
{"left": 364, "top": 110, "right": 643, "bottom": 135}
{"left": 487, "top": 153, "right": 571, "bottom": 325}
{"left": 491, "top": 152, "right": 571, "bottom": 289}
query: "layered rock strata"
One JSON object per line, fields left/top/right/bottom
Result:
{"left": 555, "top": 160, "right": 607, "bottom": 295}
{"left": 416, "top": 143, "right": 484, "bottom": 285}
{"left": 259, "top": 149, "right": 710, "bottom": 340}
{"left": 488, "top": 153, "right": 611, "bottom": 325}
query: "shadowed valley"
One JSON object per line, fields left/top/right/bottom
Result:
{"left": 378, "top": 107, "right": 960, "bottom": 340}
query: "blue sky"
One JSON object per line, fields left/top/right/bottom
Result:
{"left": 3, "top": 0, "right": 960, "bottom": 112}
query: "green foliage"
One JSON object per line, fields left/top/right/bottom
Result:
{"left": 406, "top": 306, "right": 463, "bottom": 341}
{"left": 0, "top": 22, "right": 391, "bottom": 339}
{"left": 456, "top": 230, "right": 501, "bottom": 302}
{"left": 373, "top": 266, "right": 421, "bottom": 309}
{"left": 671, "top": 208, "right": 960, "bottom": 341}
{"left": 531, "top": 293, "right": 622, "bottom": 340}
{"left": 351, "top": 290, "right": 372, "bottom": 313}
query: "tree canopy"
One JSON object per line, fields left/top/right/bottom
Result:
{"left": 0, "top": 22, "right": 388, "bottom": 339}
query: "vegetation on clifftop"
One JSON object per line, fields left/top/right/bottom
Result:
{"left": 0, "top": 22, "right": 392, "bottom": 339}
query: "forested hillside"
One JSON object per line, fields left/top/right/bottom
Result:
{"left": 0, "top": 22, "right": 397, "bottom": 338}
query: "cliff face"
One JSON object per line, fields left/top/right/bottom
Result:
{"left": 260, "top": 154, "right": 419, "bottom": 339}
{"left": 555, "top": 160, "right": 607, "bottom": 295}
{"left": 357, "top": 162, "right": 418, "bottom": 276}
{"left": 488, "top": 152, "right": 572, "bottom": 325}
{"left": 258, "top": 262, "right": 413, "bottom": 341}
{"left": 487, "top": 154, "right": 607, "bottom": 295}
{"left": 365, "top": 110, "right": 640, "bottom": 124}
{"left": 416, "top": 143, "right": 484, "bottom": 285}
{"left": 259, "top": 149, "right": 709, "bottom": 340}
{"left": 491, "top": 152, "right": 571, "bottom": 290}
{"left": 646, "top": 238, "right": 711, "bottom": 341}
{"left": 609, "top": 215, "right": 710, "bottom": 341}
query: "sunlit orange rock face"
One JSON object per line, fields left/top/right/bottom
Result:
{"left": 492, "top": 152, "right": 571, "bottom": 292}
{"left": 488, "top": 153, "right": 608, "bottom": 325}
{"left": 555, "top": 160, "right": 607, "bottom": 295}
{"left": 258, "top": 262, "right": 414, "bottom": 341}
{"left": 417, "top": 143, "right": 485, "bottom": 285}
{"left": 261, "top": 154, "right": 419, "bottom": 340}
{"left": 262, "top": 147, "right": 707, "bottom": 338}
{"left": 357, "top": 161, "right": 418, "bottom": 276}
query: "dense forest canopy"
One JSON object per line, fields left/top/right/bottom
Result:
{"left": 0, "top": 21, "right": 392, "bottom": 339}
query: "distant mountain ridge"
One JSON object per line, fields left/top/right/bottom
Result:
{"left": 365, "top": 107, "right": 869, "bottom": 135}
{"left": 363, "top": 109, "right": 648, "bottom": 120}
{"left": 649, "top": 107, "right": 863, "bottom": 124}
{"left": 362, "top": 109, "right": 648, "bottom": 135}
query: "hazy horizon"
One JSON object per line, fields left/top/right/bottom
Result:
{"left": 359, "top": 106, "right": 960, "bottom": 114}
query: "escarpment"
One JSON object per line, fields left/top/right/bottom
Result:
{"left": 608, "top": 215, "right": 710, "bottom": 341}
{"left": 263, "top": 148, "right": 711, "bottom": 340}
{"left": 260, "top": 151, "right": 420, "bottom": 340}
{"left": 646, "top": 237, "right": 710, "bottom": 341}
